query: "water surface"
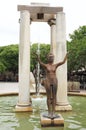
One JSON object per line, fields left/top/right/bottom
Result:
{"left": 0, "top": 96, "right": 86, "bottom": 130}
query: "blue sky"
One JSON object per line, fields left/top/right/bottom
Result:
{"left": 0, "top": 0, "right": 86, "bottom": 46}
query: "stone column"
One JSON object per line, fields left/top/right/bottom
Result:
{"left": 15, "top": 10, "right": 32, "bottom": 111}
{"left": 48, "top": 19, "right": 56, "bottom": 60}
{"left": 55, "top": 12, "right": 72, "bottom": 111}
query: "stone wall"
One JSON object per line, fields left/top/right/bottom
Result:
{"left": 67, "top": 81, "right": 80, "bottom": 92}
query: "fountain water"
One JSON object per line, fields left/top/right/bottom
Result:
{"left": 32, "top": 42, "right": 44, "bottom": 98}
{"left": 36, "top": 42, "right": 41, "bottom": 96}
{"left": 0, "top": 95, "right": 86, "bottom": 130}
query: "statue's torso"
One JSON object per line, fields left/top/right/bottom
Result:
{"left": 45, "top": 64, "right": 57, "bottom": 85}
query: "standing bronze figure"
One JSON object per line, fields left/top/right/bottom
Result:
{"left": 35, "top": 52, "right": 68, "bottom": 119}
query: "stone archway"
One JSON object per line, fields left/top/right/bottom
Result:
{"left": 15, "top": 3, "right": 72, "bottom": 111}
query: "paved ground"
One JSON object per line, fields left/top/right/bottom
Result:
{"left": 0, "top": 82, "right": 86, "bottom": 96}
{"left": 68, "top": 90, "right": 86, "bottom": 96}
{"left": 0, "top": 82, "right": 19, "bottom": 95}
{"left": 0, "top": 82, "right": 46, "bottom": 96}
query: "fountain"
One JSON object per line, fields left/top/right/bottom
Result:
{"left": 17, "top": 2, "right": 72, "bottom": 112}
{"left": 0, "top": 95, "right": 86, "bottom": 129}
{"left": 14, "top": 2, "right": 73, "bottom": 128}
{"left": 33, "top": 42, "right": 41, "bottom": 97}
{"left": 0, "top": 1, "right": 86, "bottom": 130}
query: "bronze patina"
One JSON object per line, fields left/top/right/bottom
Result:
{"left": 35, "top": 52, "right": 67, "bottom": 119}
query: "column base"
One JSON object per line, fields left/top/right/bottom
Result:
{"left": 55, "top": 104, "right": 72, "bottom": 111}
{"left": 40, "top": 113, "right": 64, "bottom": 127}
{"left": 15, "top": 103, "right": 33, "bottom": 112}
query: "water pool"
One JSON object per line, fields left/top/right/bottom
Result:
{"left": 0, "top": 96, "right": 86, "bottom": 130}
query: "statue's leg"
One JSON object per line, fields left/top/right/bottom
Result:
{"left": 44, "top": 80, "right": 52, "bottom": 116}
{"left": 52, "top": 85, "right": 57, "bottom": 114}
{"left": 46, "top": 85, "right": 51, "bottom": 116}
{"left": 47, "top": 96, "right": 51, "bottom": 115}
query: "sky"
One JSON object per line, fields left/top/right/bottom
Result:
{"left": 0, "top": 0, "right": 86, "bottom": 46}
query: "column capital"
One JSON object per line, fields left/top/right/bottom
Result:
{"left": 48, "top": 18, "right": 56, "bottom": 26}
{"left": 18, "top": 17, "right": 32, "bottom": 24}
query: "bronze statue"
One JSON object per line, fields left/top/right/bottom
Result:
{"left": 35, "top": 52, "right": 68, "bottom": 119}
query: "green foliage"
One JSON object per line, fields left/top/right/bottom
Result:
{"left": 0, "top": 43, "right": 50, "bottom": 74}
{"left": 0, "top": 44, "right": 18, "bottom": 74}
{"left": 67, "top": 26, "right": 86, "bottom": 73}
{"left": 0, "top": 62, "right": 6, "bottom": 73}
{"left": 0, "top": 25, "right": 86, "bottom": 77}
{"left": 30, "top": 43, "right": 50, "bottom": 71}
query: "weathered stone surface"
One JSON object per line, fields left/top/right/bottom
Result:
{"left": 18, "top": 5, "right": 63, "bottom": 22}
{"left": 40, "top": 113, "right": 64, "bottom": 127}
{"left": 15, "top": 104, "right": 33, "bottom": 112}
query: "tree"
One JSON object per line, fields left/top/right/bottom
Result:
{"left": 0, "top": 43, "right": 50, "bottom": 75}
{"left": 67, "top": 26, "right": 86, "bottom": 74}
{"left": 0, "top": 62, "right": 6, "bottom": 73}
{"left": 0, "top": 44, "right": 18, "bottom": 75}
{"left": 30, "top": 43, "right": 50, "bottom": 71}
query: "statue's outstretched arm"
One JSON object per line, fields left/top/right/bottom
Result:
{"left": 33, "top": 52, "right": 46, "bottom": 68}
{"left": 56, "top": 53, "right": 68, "bottom": 68}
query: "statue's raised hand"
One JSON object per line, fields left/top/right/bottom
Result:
{"left": 32, "top": 52, "right": 40, "bottom": 60}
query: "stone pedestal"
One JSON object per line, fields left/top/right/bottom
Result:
{"left": 40, "top": 113, "right": 64, "bottom": 127}
{"left": 55, "top": 104, "right": 72, "bottom": 111}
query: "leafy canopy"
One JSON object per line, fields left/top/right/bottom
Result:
{"left": 67, "top": 26, "right": 86, "bottom": 73}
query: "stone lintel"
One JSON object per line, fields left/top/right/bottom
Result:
{"left": 18, "top": 5, "right": 63, "bottom": 14}
{"left": 18, "top": 5, "right": 63, "bottom": 22}
{"left": 40, "top": 114, "right": 64, "bottom": 127}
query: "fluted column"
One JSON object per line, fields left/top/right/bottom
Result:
{"left": 55, "top": 12, "right": 72, "bottom": 111}
{"left": 15, "top": 10, "right": 32, "bottom": 111}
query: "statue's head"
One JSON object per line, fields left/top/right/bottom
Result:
{"left": 47, "top": 52, "right": 54, "bottom": 63}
